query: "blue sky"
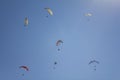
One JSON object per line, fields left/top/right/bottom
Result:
{"left": 0, "top": 0, "right": 120, "bottom": 80}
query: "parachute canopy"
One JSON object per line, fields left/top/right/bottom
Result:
{"left": 24, "top": 17, "right": 28, "bottom": 26}
{"left": 45, "top": 8, "right": 53, "bottom": 16}
{"left": 89, "top": 60, "right": 99, "bottom": 65}
{"left": 56, "top": 40, "right": 63, "bottom": 46}
{"left": 19, "top": 66, "right": 29, "bottom": 71}
{"left": 85, "top": 13, "right": 92, "bottom": 17}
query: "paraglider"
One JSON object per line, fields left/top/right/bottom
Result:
{"left": 19, "top": 66, "right": 29, "bottom": 76}
{"left": 84, "top": 13, "right": 92, "bottom": 21}
{"left": 56, "top": 40, "right": 63, "bottom": 51}
{"left": 24, "top": 17, "right": 28, "bottom": 26}
{"left": 53, "top": 61, "right": 57, "bottom": 69}
{"left": 88, "top": 60, "right": 99, "bottom": 71}
{"left": 44, "top": 8, "right": 53, "bottom": 17}
{"left": 54, "top": 61, "right": 57, "bottom": 65}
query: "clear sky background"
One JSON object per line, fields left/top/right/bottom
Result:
{"left": 0, "top": 0, "right": 120, "bottom": 80}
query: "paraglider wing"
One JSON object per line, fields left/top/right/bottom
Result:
{"left": 88, "top": 60, "right": 99, "bottom": 64}
{"left": 24, "top": 17, "right": 28, "bottom": 26}
{"left": 56, "top": 40, "right": 63, "bottom": 46}
{"left": 19, "top": 66, "right": 29, "bottom": 71}
{"left": 85, "top": 13, "right": 92, "bottom": 17}
{"left": 45, "top": 8, "right": 53, "bottom": 16}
